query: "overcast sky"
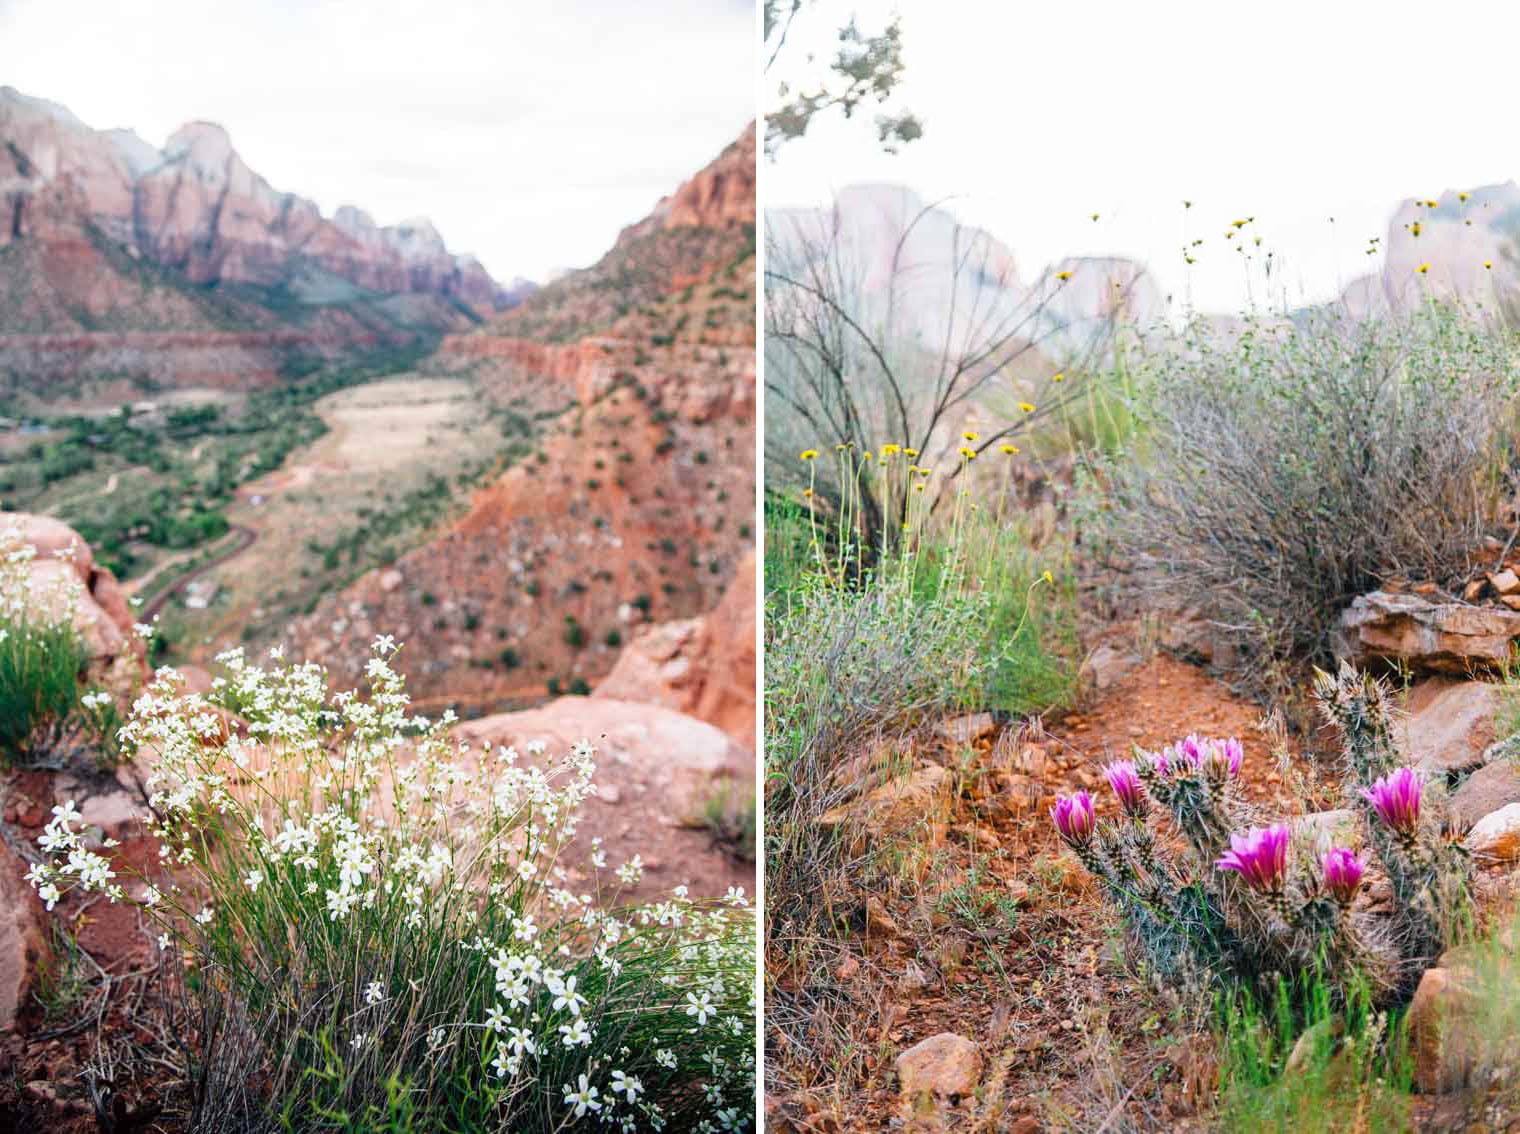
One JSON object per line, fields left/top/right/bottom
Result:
{"left": 768, "top": 0, "right": 1520, "bottom": 314}
{"left": 0, "top": 0, "right": 754, "bottom": 283}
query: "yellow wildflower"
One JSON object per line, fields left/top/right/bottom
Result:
{"left": 880, "top": 443, "right": 902, "bottom": 456}
{"left": 1019, "top": 402, "right": 1036, "bottom": 413}
{"left": 799, "top": 449, "right": 818, "bottom": 461}
{"left": 957, "top": 446, "right": 976, "bottom": 460}
{"left": 1055, "top": 270, "right": 1073, "bottom": 282}
{"left": 999, "top": 444, "right": 1020, "bottom": 455}
{"left": 1485, "top": 261, "right": 1493, "bottom": 270}
{"left": 1416, "top": 263, "right": 1430, "bottom": 274}
{"left": 1460, "top": 192, "right": 1470, "bottom": 202}
{"left": 1052, "top": 371, "right": 1065, "bottom": 383}
{"left": 962, "top": 431, "right": 979, "bottom": 441}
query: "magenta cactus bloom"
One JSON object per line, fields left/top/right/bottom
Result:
{"left": 1177, "top": 733, "right": 1209, "bottom": 767}
{"left": 1215, "top": 737, "right": 1245, "bottom": 777}
{"left": 1159, "top": 734, "right": 1243, "bottom": 779}
{"left": 1050, "top": 791, "right": 1096, "bottom": 846}
{"left": 1360, "top": 767, "right": 1423, "bottom": 836}
{"left": 1103, "top": 760, "right": 1147, "bottom": 818}
{"left": 1321, "top": 847, "right": 1366, "bottom": 905}
{"left": 1215, "top": 824, "right": 1291, "bottom": 893}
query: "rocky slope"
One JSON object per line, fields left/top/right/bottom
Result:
{"left": 285, "top": 126, "right": 757, "bottom": 713}
{"left": 0, "top": 86, "right": 528, "bottom": 399}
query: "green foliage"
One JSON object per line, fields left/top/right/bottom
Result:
{"left": 1216, "top": 970, "right": 1411, "bottom": 1132}
{"left": 0, "top": 614, "right": 120, "bottom": 766}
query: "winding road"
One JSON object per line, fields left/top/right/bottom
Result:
{"left": 137, "top": 524, "right": 258, "bottom": 623}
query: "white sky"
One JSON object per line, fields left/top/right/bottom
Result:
{"left": 0, "top": 0, "right": 755, "bottom": 283}
{"left": 767, "top": 0, "right": 1520, "bottom": 313}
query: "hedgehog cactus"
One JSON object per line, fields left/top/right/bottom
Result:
{"left": 1313, "top": 660, "right": 1400, "bottom": 785}
{"left": 1051, "top": 672, "right": 1472, "bottom": 1008}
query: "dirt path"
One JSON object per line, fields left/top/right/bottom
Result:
{"left": 137, "top": 524, "right": 257, "bottom": 623}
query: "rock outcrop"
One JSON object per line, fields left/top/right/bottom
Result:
{"left": 452, "top": 697, "right": 752, "bottom": 900}
{"left": 4, "top": 512, "right": 146, "bottom": 692}
{"left": 0, "top": 838, "right": 48, "bottom": 1034}
{"left": 1406, "top": 926, "right": 1519, "bottom": 1092}
{"left": 1399, "top": 678, "right": 1500, "bottom": 779}
{"left": 1334, "top": 591, "right": 1520, "bottom": 675}
{"left": 593, "top": 550, "right": 756, "bottom": 748}
{"left": 0, "top": 85, "right": 525, "bottom": 395}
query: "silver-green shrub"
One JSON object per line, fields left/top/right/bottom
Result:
{"left": 1107, "top": 304, "right": 1519, "bottom": 669}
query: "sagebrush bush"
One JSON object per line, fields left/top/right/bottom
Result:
{"left": 1051, "top": 663, "right": 1471, "bottom": 1011}
{"left": 29, "top": 641, "right": 755, "bottom": 1132}
{"left": 0, "top": 524, "right": 124, "bottom": 765}
{"left": 1106, "top": 304, "right": 1520, "bottom": 670}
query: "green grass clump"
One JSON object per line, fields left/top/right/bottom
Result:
{"left": 0, "top": 526, "right": 124, "bottom": 765}
{"left": 1216, "top": 971, "right": 1412, "bottom": 1133}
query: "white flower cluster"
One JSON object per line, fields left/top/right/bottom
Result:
{"left": 0, "top": 524, "right": 83, "bottom": 629}
{"left": 25, "top": 636, "right": 756, "bottom": 1130}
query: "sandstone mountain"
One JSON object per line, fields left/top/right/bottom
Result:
{"left": 1335, "top": 181, "right": 1520, "bottom": 319}
{"left": 768, "top": 183, "right": 1165, "bottom": 368}
{"left": 0, "top": 87, "right": 528, "bottom": 400}
{"left": 285, "top": 125, "right": 757, "bottom": 716}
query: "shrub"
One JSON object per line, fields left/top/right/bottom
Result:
{"left": 28, "top": 641, "right": 755, "bottom": 1131}
{"left": 1106, "top": 305, "right": 1520, "bottom": 673}
{"left": 765, "top": 565, "right": 988, "bottom": 935}
{"left": 1049, "top": 663, "right": 1471, "bottom": 1010}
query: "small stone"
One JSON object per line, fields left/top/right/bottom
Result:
{"left": 1295, "top": 808, "right": 1358, "bottom": 847}
{"left": 1464, "top": 802, "right": 1520, "bottom": 863}
{"left": 1400, "top": 680, "right": 1499, "bottom": 779}
{"left": 866, "top": 895, "right": 899, "bottom": 941}
{"left": 896, "top": 1033, "right": 983, "bottom": 1103}
{"left": 1488, "top": 569, "right": 1520, "bottom": 596}
{"left": 1463, "top": 578, "right": 1488, "bottom": 603}
{"left": 598, "top": 784, "right": 622, "bottom": 805}
{"left": 835, "top": 955, "right": 860, "bottom": 981}
{"left": 939, "top": 713, "right": 996, "bottom": 747}
{"left": 1449, "top": 761, "right": 1520, "bottom": 832}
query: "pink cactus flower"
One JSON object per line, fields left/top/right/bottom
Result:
{"left": 1360, "top": 767, "right": 1423, "bottom": 837}
{"left": 1214, "top": 737, "right": 1245, "bottom": 777}
{"left": 1050, "top": 791, "right": 1096, "bottom": 846}
{"left": 1177, "top": 733, "right": 1209, "bottom": 767}
{"left": 1215, "top": 824, "right": 1291, "bottom": 894}
{"left": 1321, "top": 847, "right": 1365, "bottom": 905}
{"left": 1103, "top": 761, "right": 1147, "bottom": 818}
